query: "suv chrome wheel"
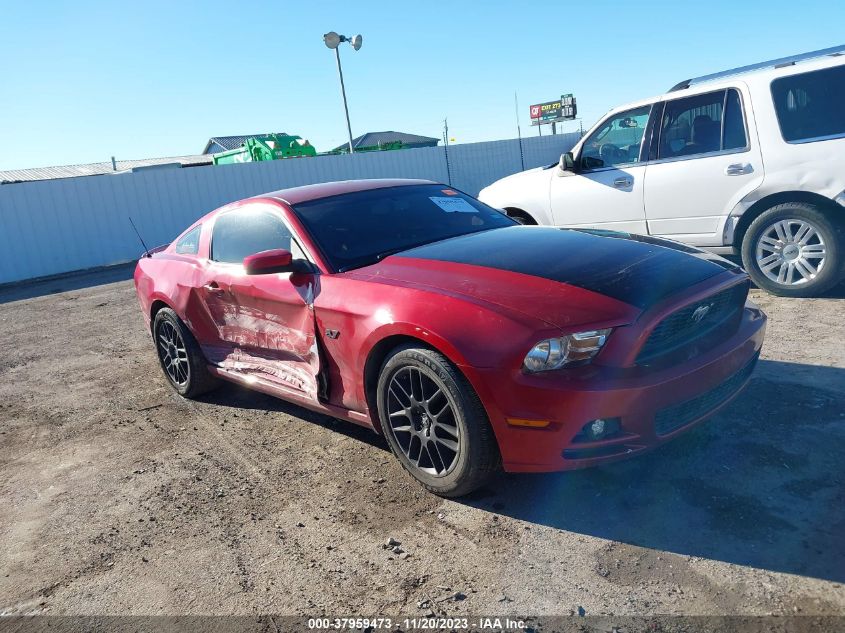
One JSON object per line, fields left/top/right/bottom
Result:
{"left": 755, "top": 218, "right": 826, "bottom": 286}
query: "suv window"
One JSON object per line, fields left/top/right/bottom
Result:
{"left": 211, "top": 208, "right": 297, "bottom": 264}
{"left": 580, "top": 105, "right": 651, "bottom": 169}
{"left": 771, "top": 64, "right": 845, "bottom": 143}
{"left": 657, "top": 88, "right": 747, "bottom": 159}
{"left": 173, "top": 225, "right": 201, "bottom": 255}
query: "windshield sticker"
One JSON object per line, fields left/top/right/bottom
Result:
{"left": 429, "top": 196, "right": 477, "bottom": 213}
{"left": 441, "top": 189, "right": 458, "bottom": 196}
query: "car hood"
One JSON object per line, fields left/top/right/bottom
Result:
{"left": 478, "top": 166, "right": 549, "bottom": 198}
{"left": 347, "top": 226, "right": 742, "bottom": 330}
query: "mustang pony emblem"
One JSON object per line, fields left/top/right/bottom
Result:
{"left": 691, "top": 304, "right": 713, "bottom": 323}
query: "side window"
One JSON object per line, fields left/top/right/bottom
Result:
{"left": 211, "top": 209, "right": 294, "bottom": 264}
{"left": 174, "top": 225, "right": 201, "bottom": 255}
{"left": 580, "top": 105, "right": 651, "bottom": 170}
{"left": 771, "top": 64, "right": 845, "bottom": 143}
{"left": 657, "top": 88, "right": 747, "bottom": 159}
{"left": 723, "top": 89, "right": 748, "bottom": 150}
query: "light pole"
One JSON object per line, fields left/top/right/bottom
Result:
{"left": 323, "top": 31, "right": 362, "bottom": 154}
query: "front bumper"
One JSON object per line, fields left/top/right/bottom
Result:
{"left": 465, "top": 303, "right": 766, "bottom": 472}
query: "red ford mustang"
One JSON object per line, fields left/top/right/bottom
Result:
{"left": 135, "top": 179, "right": 766, "bottom": 496}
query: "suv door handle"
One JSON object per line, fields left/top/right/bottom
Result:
{"left": 613, "top": 177, "right": 633, "bottom": 188}
{"left": 725, "top": 163, "right": 753, "bottom": 176}
{"left": 203, "top": 282, "right": 224, "bottom": 294}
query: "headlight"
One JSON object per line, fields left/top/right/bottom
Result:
{"left": 522, "top": 329, "right": 612, "bottom": 373}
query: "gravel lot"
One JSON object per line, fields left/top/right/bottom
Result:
{"left": 0, "top": 272, "right": 843, "bottom": 618}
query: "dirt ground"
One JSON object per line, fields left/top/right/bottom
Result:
{"left": 0, "top": 272, "right": 843, "bottom": 618}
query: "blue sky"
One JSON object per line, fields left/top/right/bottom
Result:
{"left": 1, "top": 0, "right": 843, "bottom": 170}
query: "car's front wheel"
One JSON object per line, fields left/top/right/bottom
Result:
{"left": 506, "top": 209, "right": 537, "bottom": 225}
{"left": 153, "top": 307, "right": 219, "bottom": 398}
{"left": 376, "top": 345, "right": 501, "bottom": 497}
{"left": 741, "top": 202, "right": 844, "bottom": 297}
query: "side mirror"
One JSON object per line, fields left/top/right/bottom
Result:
{"left": 243, "top": 249, "right": 294, "bottom": 274}
{"left": 559, "top": 152, "right": 576, "bottom": 172}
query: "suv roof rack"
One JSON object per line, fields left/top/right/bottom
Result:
{"left": 668, "top": 44, "right": 845, "bottom": 92}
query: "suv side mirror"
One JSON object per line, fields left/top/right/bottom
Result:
{"left": 243, "top": 249, "right": 295, "bottom": 274}
{"left": 559, "top": 152, "right": 577, "bottom": 172}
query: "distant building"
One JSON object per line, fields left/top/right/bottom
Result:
{"left": 203, "top": 134, "right": 290, "bottom": 155}
{"left": 331, "top": 131, "right": 440, "bottom": 152}
{"left": 0, "top": 154, "right": 212, "bottom": 184}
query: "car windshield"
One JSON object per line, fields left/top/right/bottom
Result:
{"left": 290, "top": 184, "right": 516, "bottom": 271}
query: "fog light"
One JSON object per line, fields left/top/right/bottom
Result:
{"left": 574, "top": 417, "right": 621, "bottom": 443}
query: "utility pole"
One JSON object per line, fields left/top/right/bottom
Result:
{"left": 334, "top": 47, "right": 355, "bottom": 154}
{"left": 442, "top": 118, "right": 452, "bottom": 185}
{"left": 514, "top": 92, "right": 525, "bottom": 171}
{"left": 323, "top": 32, "right": 363, "bottom": 154}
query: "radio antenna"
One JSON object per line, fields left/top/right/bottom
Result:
{"left": 128, "top": 216, "right": 152, "bottom": 258}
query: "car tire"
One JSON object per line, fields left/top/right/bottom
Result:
{"left": 740, "top": 202, "right": 844, "bottom": 297}
{"left": 507, "top": 209, "right": 536, "bottom": 225}
{"left": 376, "top": 345, "right": 501, "bottom": 497}
{"left": 153, "top": 307, "right": 220, "bottom": 398}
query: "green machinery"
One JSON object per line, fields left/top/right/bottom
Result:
{"left": 212, "top": 134, "right": 317, "bottom": 165}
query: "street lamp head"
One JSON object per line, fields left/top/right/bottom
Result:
{"left": 323, "top": 31, "right": 362, "bottom": 51}
{"left": 323, "top": 31, "right": 341, "bottom": 49}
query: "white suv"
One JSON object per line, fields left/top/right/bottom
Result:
{"left": 479, "top": 46, "right": 845, "bottom": 297}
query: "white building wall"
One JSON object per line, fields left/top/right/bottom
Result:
{"left": 0, "top": 133, "right": 579, "bottom": 284}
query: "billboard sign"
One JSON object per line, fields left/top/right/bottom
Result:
{"left": 530, "top": 94, "right": 577, "bottom": 125}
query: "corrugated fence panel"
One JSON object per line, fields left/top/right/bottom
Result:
{"left": 0, "top": 134, "right": 578, "bottom": 284}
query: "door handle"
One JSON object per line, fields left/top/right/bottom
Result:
{"left": 725, "top": 163, "right": 753, "bottom": 176}
{"left": 613, "top": 177, "right": 633, "bottom": 188}
{"left": 203, "top": 282, "right": 224, "bottom": 294}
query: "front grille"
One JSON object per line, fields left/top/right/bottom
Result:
{"left": 636, "top": 282, "right": 749, "bottom": 364}
{"left": 654, "top": 352, "right": 759, "bottom": 436}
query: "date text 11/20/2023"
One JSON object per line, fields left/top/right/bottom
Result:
{"left": 307, "top": 616, "right": 528, "bottom": 630}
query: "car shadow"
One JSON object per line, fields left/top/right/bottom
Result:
{"left": 196, "top": 381, "right": 390, "bottom": 452}
{"left": 190, "top": 357, "right": 844, "bottom": 583}
{"left": 458, "top": 359, "right": 845, "bottom": 583}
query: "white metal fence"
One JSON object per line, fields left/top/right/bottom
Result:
{"left": 0, "top": 133, "right": 579, "bottom": 285}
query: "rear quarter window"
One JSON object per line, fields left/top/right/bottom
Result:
{"left": 771, "top": 64, "right": 845, "bottom": 143}
{"left": 174, "top": 225, "right": 201, "bottom": 255}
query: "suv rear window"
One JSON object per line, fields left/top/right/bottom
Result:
{"left": 771, "top": 64, "right": 845, "bottom": 143}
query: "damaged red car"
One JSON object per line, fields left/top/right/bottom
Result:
{"left": 135, "top": 179, "right": 766, "bottom": 496}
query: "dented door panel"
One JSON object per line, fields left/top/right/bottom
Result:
{"left": 211, "top": 271, "right": 321, "bottom": 400}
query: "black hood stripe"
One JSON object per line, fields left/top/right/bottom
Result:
{"left": 397, "top": 227, "right": 740, "bottom": 309}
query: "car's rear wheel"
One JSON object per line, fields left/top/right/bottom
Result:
{"left": 741, "top": 202, "right": 844, "bottom": 297}
{"left": 153, "top": 307, "right": 219, "bottom": 398}
{"left": 376, "top": 345, "right": 501, "bottom": 497}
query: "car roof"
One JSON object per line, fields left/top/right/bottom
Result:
{"left": 602, "top": 48, "right": 845, "bottom": 116}
{"left": 259, "top": 178, "right": 437, "bottom": 206}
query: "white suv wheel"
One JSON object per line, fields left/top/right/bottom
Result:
{"left": 754, "top": 218, "right": 827, "bottom": 286}
{"left": 741, "top": 202, "right": 843, "bottom": 297}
